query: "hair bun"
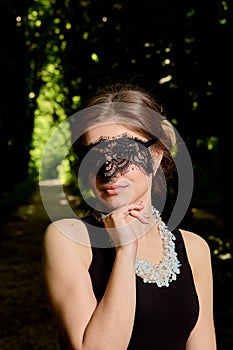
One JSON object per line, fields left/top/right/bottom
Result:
{"left": 161, "top": 119, "right": 176, "bottom": 150}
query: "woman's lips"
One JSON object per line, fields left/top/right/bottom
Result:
{"left": 103, "top": 184, "right": 128, "bottom": 195}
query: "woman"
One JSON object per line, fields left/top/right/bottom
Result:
{"left": 42, "top": 83, "right": 217, "bottom": 350}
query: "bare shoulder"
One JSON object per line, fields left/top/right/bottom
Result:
{"left": 179, "top": 229, "right": 211, "bottom": 272}
{"left": 44, "top": 217, "right": 91, "bottom": 245}
{"left": 179, "top": 229, "right": 210, "bottom": 252}
{"left": 43, "top": 218, "right": 92, "bottom": 268}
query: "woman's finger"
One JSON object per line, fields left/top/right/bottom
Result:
{"left": 128, "top": 209, "right": 149, "bottom": 224}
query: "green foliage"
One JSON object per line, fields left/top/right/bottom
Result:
{"left": 25, "top": 0, "right": 83, "bottom": 184}
{"left": 29, "top": 82, "right": 69, "bottom": 181}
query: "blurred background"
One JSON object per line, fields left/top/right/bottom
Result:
{"left": 0, "top": 0, "right": 232, "bottom": 349}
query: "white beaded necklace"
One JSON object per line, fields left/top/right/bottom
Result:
{"left": 94, "top": 206, "right": 181, "bottom": 288}
{"left": 135, "top": 207, "right": 181, "bottom": 287}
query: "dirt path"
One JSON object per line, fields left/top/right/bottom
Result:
{"left": 0, "top": 184, "right": 62, "bottom": 350}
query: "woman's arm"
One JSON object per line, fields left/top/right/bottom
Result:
{"left": 181, "top": 230, "right": 217, "bottom": 350}
{"left": 43, "top": 204, "right": 146, "bottom": 350}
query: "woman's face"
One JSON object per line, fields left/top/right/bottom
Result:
{"left": 83, "top": 123, "right": 157, "bottom": 211}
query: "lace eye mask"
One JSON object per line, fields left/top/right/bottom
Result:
{"left": 79, "top": 135, "right": 158, "bottom": 180}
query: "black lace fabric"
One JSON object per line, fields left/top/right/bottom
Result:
{"left": 79, "top": 134, "right": 158, "bottom": 180}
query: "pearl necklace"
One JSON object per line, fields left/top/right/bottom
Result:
{"left": 135, "top": 207, "right": 181, "bottom": 287}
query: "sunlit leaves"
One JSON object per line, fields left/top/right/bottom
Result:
{"left": 91, "top": 53, "right": 99, "bottom": 62}
{"left": 218, "top": 1, "right": 228, "bottom": 25}
{"left": 208, "top": 234, "right": 232, "bottom": 260}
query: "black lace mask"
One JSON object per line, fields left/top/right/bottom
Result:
{"left": 79, "top": 134, "right": 158, "bottom": 181}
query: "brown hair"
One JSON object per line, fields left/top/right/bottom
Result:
{"left": 72, "top": 83, "right": 176, "bottom": 196}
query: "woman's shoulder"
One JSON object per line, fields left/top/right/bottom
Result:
{"left": 43, "top": 218, "right": 92, "bottom": 267}
{"left": 179, "top": 228, "right": 210, "bottom": 253}
{"left": 178, "top": 228, "right": 212, "bottom": 273}
{"left": 45, "top": 217, "right": 91, "bottom": 244}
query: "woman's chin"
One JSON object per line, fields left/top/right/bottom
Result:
{"left": 98, "top": 194, "right": 131, "bottom": 212}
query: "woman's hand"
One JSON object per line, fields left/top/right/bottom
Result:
{"left": 102, "top": 201, "right": 149, "bottom": 247}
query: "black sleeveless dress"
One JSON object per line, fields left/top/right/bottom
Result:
{"left": 59, "top": 215, "right": 199, "bottom": 350}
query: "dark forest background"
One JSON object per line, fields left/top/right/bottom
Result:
{"left": 0, "top": 0, "right": 232, "bottom": 349}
